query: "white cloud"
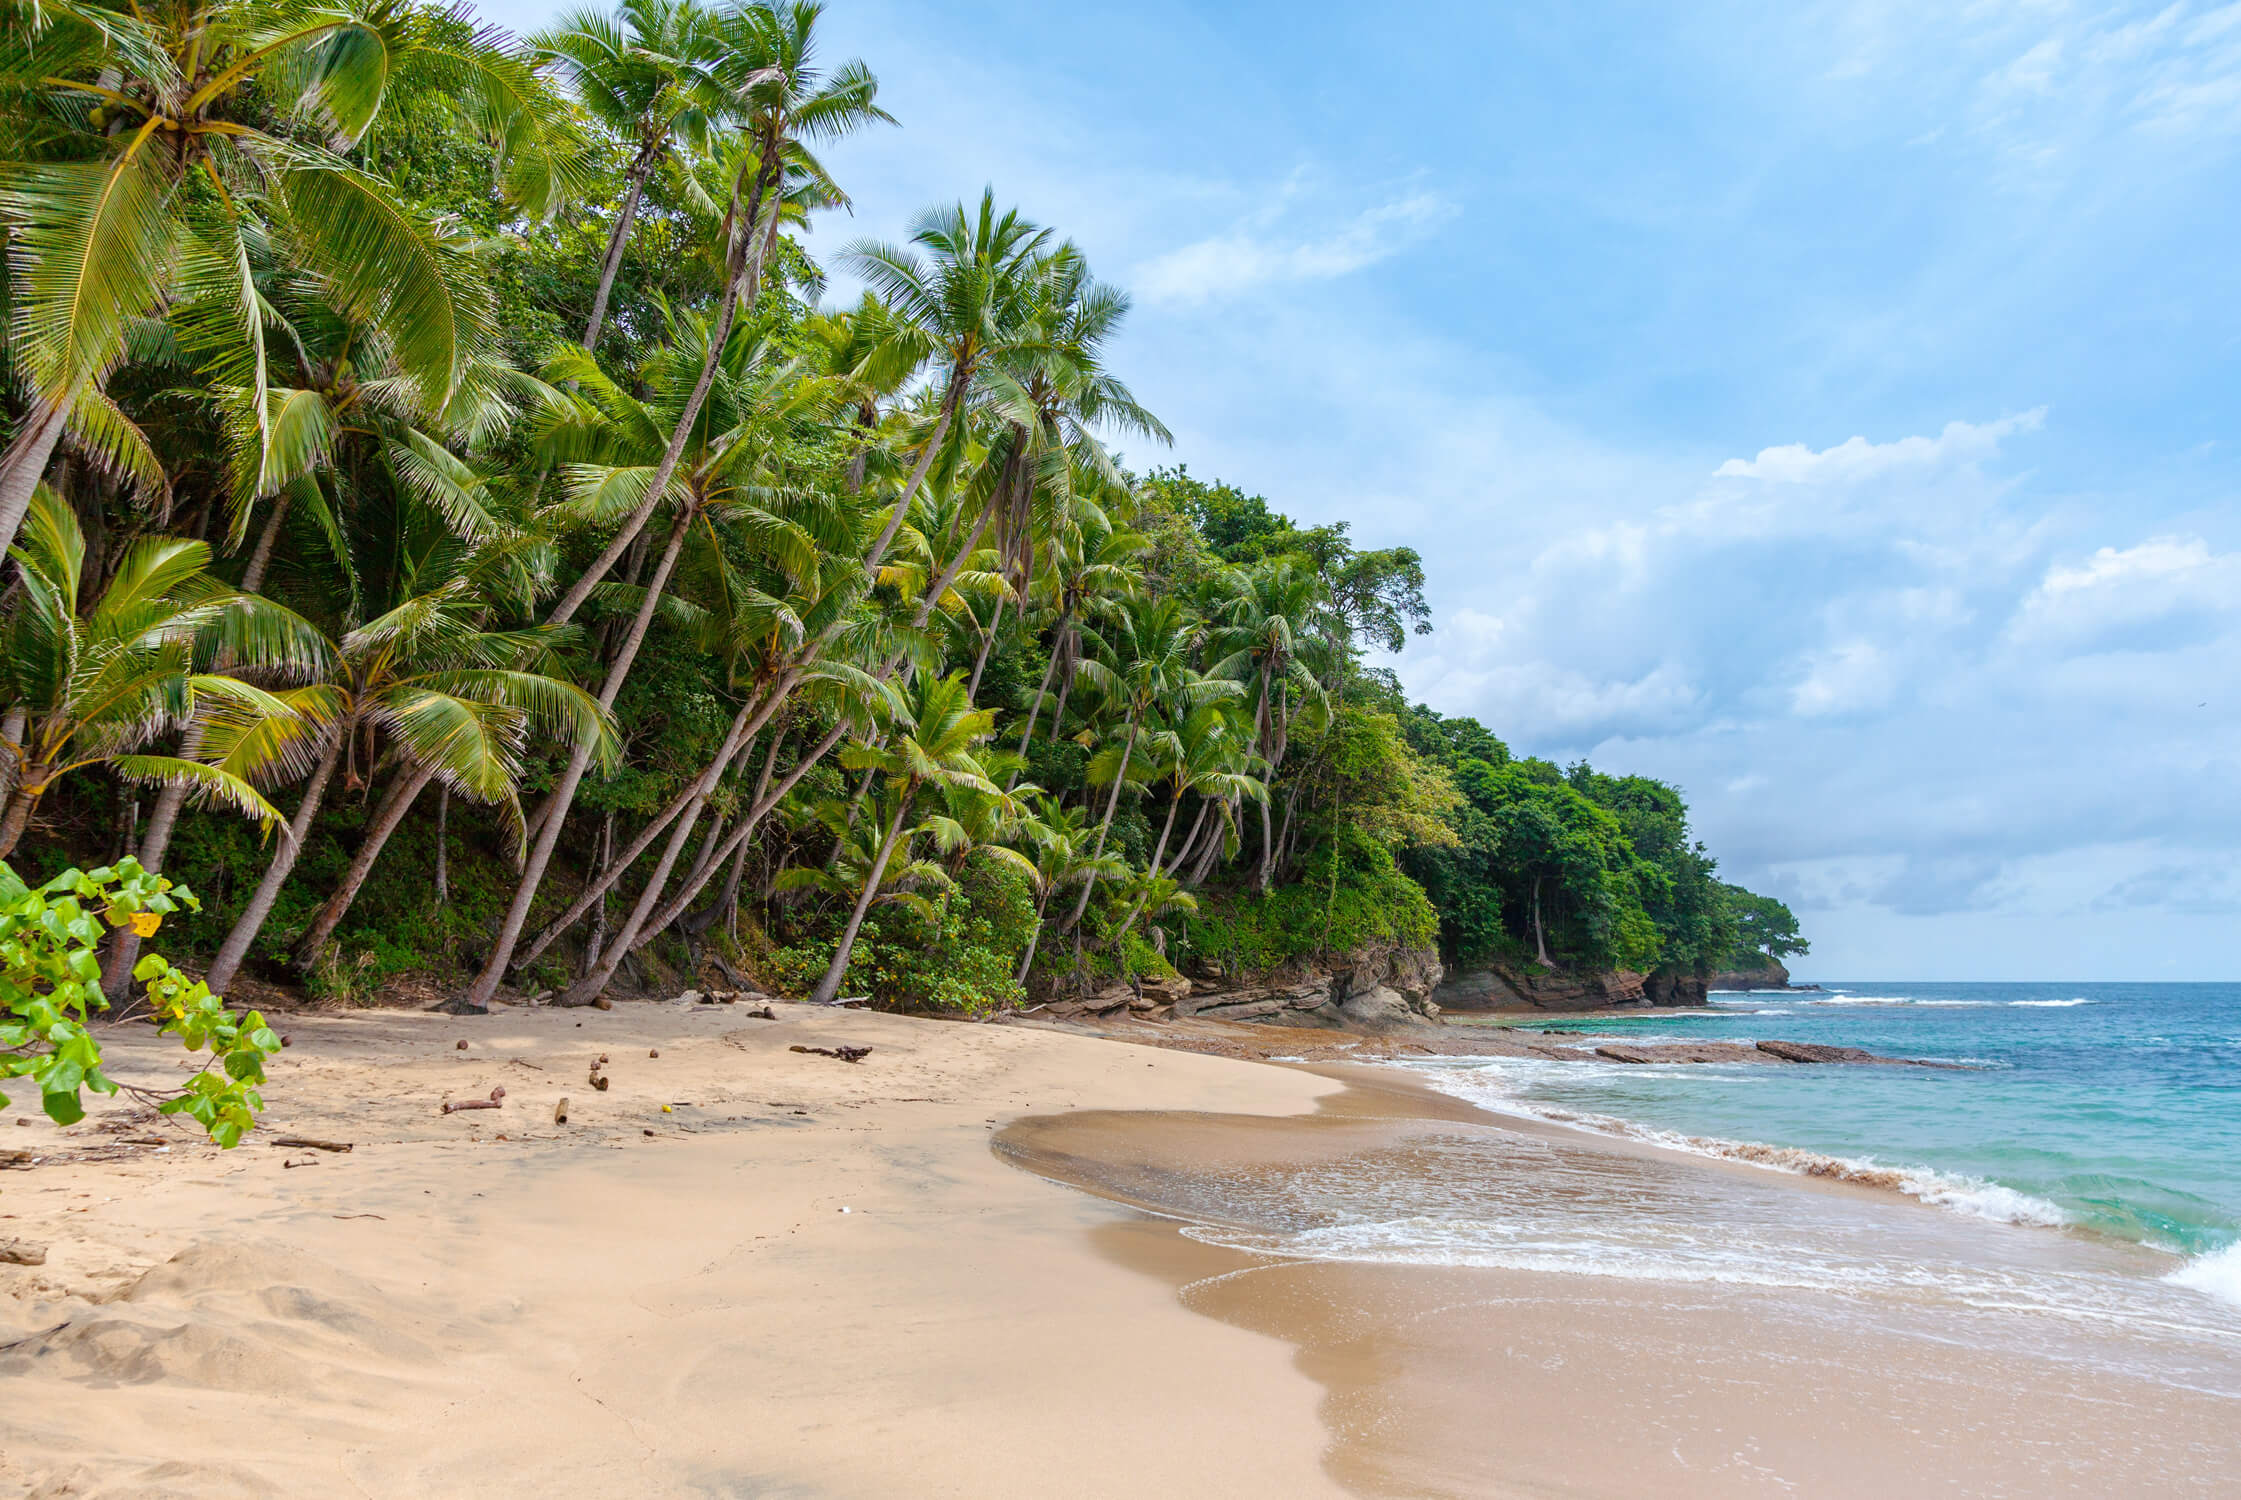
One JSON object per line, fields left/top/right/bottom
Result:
{"left": 2007, "top": 534, "right": 2241, "bottom": 646}
{"left": 1713, "top": 409, "right": 2045, "bottom": 483}
{"left": 1789, "top": 640, "right": 1898, "bottom": 717}
{"left": 1133, "top": 188, "right": 1456, "bottom": 305}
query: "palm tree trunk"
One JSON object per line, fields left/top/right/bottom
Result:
{"left": 1149, "top": 793, "right": 1182, "bottom": 875}
{"left": 1007, "top": 645, "right": 1060, "bottom": 789}
{"left": 718, "top": 828, "right": 754, "bottom": 938}
{"left": 433, "top": 785, "right": 449, "bottom": 902}
{"left": 1162, "top": 800, "right": 1208, "bottom": 880}
{"left": 1532, "top": 875, "right": 1551, "bottom": 966}
{"left": 541, "top": 160, "right": 777, "bottom": 631}
{"left": 809, "top": 783, "right": 916, "bottom": 1005}
{"left": 293, "top": 760, "right": 440, "bottom": 969}
{"left": 101, "top": 720, "right": 211, "bottom": 997}
{"left": 859, "top": 378, "right": 960, "bottom": 581}
{"left": 0, "top": 781, "right": 42, "bottom": 860}
{"left": 1254, "top": 791, "right": 1276, "bottom": 893}
{"left": 582, "top": 811, "right": 614, "bottom": 976}
{"left": 1062, "top": 711, "right": 1136, "bottom": 932}
{"left": 0, "top": 397, "right": 67, "bottom": 564}
{"left": 203, "top": 729, "right": 346, "bottom": 994}
{"left": 967, "top": 592, "right": 1005, "bottom": 700}
{"left": 0, "top": 708, "right": 26, "bottom": 803}
{"left": 583, "top": 154, "right": 655, "bottom": 350}
{"left": 626, "top": 719, "right": 850, "bottom": 951}
{"left": 1047, "top": 642, "right": 1076, "bottom": 743}
{"left": 1014, "top": 886, "right": 1054, "bottom": 988}
{"left": 467, "top": 505, "right": 695, "bottom": 1008}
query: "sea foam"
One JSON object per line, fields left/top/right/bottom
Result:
{"left": 2169, "top": 1243, "right": 2241, "bottom": 1309}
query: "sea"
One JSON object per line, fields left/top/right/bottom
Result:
{"left": 1177, "top": 981, "right": 2241, "bottom": 1379}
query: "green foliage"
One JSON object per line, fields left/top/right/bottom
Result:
{"left": 771, "top": 850, "right": 1035, "bottom": 1012}
{"left": 1180, "top": 840, "right": 1440, "bottom": 976}
{"left": 1720, "top": 882, "right": 1810, "bottom": 963}
{"left": 0, "top": 860, "right": 279, "bottom": 1143}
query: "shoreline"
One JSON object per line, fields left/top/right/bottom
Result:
{"left": 6, "top": 999, "right": 2236, "bottom": 1497}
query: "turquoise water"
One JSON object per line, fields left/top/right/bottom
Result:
{"left": 1443, "top": 982, "right": 2240, "bottom": 1275}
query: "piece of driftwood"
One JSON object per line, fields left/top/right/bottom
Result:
{"left": 588, "top": 1073, "right": 609, "bottom": 1091}
{"left": 554, "top": 1098, "right": 570, "bottom": 1124}
{"left": 441, "top": 1086, "right": 507, "bottom": 1115}
{"left": 789, "top": 1044, "right": 872, "bottom": 1063}
{"left": 271, "top": 1136, "right": 353, "bottom": 1152}
{"left": 743, "top": 1005, "right": 777, "bottom": 1020}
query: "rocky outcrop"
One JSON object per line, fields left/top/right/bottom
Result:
{"left": 1436, "top": 961, "right": 1652, "bottom": 1013}
{"left": 1643, "top": 968, "right": 1710, "bottom": 1008}
{"left": 1709, "top": 957, "right": 1792, "bottom": 991}
{"left": 1173, "top": 941, "right": 1444, "bottom": 1033}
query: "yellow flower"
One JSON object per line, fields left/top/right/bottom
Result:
{"left": 129, "top": 911, "right": 162, "bottom": 937}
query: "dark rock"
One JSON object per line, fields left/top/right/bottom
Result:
{"left": 1710, "top": 958, "right": 1793, "bottom": 991}
{"left": 1437, "top": 961, "right": 1651, "bottom": 1012}
{"left": 1756, "top": 1039, "right": 1879, "bottom": 1064}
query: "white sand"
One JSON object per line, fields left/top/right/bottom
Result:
{"left": 0, "top": 1001, "right": 1347, "bottom": 1498}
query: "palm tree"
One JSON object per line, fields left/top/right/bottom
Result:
{"left": 840, "top": 191, "right": 1050, "bottom": 585}
{"left": 0, "top": 0, "right": 577, "bottom": 561}
{"left": 1009, "top": 502, "right": 1145, "bottom": 776}
{"left": 533, "top": 0, "right": 733, "bottom": 349}
{"left": 1061, "top": 596, "right": 1237, "bottom": 931}
{"left": 1204, "top": 555, "right": 1337, "bottom": 890}
{"left": 0, "top": 488, "right": 333, "bottom": 858}
{"left": 469, "top": 2, "right": 888, "bottom": 1009}
{"left": 1145, "top": 702, "right": 1266, "bottom": 880}
{"left": 1010, "top": 795, "right": 1123, "bottom": 986}
{"left": 807, "top": 671, "right": 1003, "bottom": 1005}
{"left": 196, "top": 577, "right": 613, "bottom": 993}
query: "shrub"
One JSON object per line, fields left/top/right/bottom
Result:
{"left": 1178, "top": 840, "right": 1440, "bottom": 977}
{"left": 768, "top": 852, "right": 1037, "bottom": 1014}
{"left": 0, "top": 859, "right": 281, "bottom": 1145}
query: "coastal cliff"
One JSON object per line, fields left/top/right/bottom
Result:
{"left": 1434, "top": 959, "right": 1714, "bottom": 1012}
{"left": 1708, "top": 956, "right": 1794, "bottom": 991}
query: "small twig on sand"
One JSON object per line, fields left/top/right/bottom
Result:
{"left": 332, "top": 1213, "right": 385, "bottom": 1221}
{"left": 270, "top": 1136, "right": 353, "bottom": 1152}
{"left": 789, "top": 1045, "right": 872, "bottom": 1063}
{"left": 441, "top": 1086, "right": 507, "bottom": 1115}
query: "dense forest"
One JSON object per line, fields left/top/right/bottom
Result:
{"left": 0, "top": 0, "right": 1804, "bottom": 1023}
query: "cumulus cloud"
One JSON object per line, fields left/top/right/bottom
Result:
{"left": 2007, "top": 535, "right": 2241, "bottom": 649}
{"left": 1713, "top": 410, "right": 2045, "bottom": 484}
{"left": 1133, "top": 188, "right": 1456, "bottom": 305}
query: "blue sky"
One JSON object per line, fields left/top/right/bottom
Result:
{"left": 478, "top": 0, "right": 2241, "bottom": 979}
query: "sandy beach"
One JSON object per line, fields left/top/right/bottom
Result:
{"left": 6, "top": 1001, "right": 2238, "bottom": 1498}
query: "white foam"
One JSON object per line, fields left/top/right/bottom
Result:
{"left": 1408, "top": 1062, "right": 2073, "bottom": 1231}
{"left": 2169, "top": 1243, "right": 2241, "bottom": 1309}
{"left": 2010, "top": 998, "right": 2096, "bottom": 1007}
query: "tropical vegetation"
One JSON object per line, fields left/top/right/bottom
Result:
{"left": 0, "top": 0, "right": 1803, "bottom": 1053}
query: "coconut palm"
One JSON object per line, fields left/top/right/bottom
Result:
{"left": 194, "top": 573, "right": 613, "bottom": 992}
{"left": 1060, "top": 595, "right": 1238, "bottom": 931}
{"left": 806, "top": 671, "right": 1002, "bottom": 1005}
{"left": 533, "top": 0, "right": 733, "bottom": 349}
{"left": 1204, "top": 555, "right": 1338, "bottom": 889}
{"left": 469, "top": 4, "right": 888, "bottom": 1008}
{"left": 0, "top": 0, "right": 578, "bottom": 561}
{"left": 1010, "top": 502, "right": 1145, "bottom": 776}
{"left": 1010, "top": 795, "right": 1123, "bottom": 986}
{"left": 0, "top": 488, "right": 333, "bottom": 858}
{"left": 839, "top": 191, "right": 1050, "bottom": 586}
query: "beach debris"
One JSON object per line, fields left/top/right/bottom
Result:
{"left": 661, "top": 1104, "right": 672, "bottom": 1113}
{"left": 332, "top": 1213, "right": 384, "bottom": 1221}
{"left": 593, "top": 996, "right": 612, "bottom": 1011}
{"left": 280, "top": 1035, "right": 292, "bottom": 1047}
{"left": 270, "top": 1136, "right": 353, "bottom": 1153}
{"left": 649, "top": 1048, "right": 660, "bottom": 1058}
{"left": 0, "top": 1239, "right": 49, "bottom": 1265}
{"left": 789, "top": 1044, "right": 872, "bottom": 1063}
{"left": 642, "top": 1128, "right": 654, "bottom": 1136}
{"left": 442, "top": 1086, "right": 507, "bottom": 1115}
{"left": 456, "top": 1040, "right": 469, "bottom": 1050}
{"left": 589, "top": 1074, "right": 610, "bottom": 1092}
{"left": 554, "top": 1098, "right": 570, "bottom": 1125}
{"left": 745, "top": 1005, "right": 776, "bottom": 1020}
{"left": 283, "top": 1154, "right": 319, "bottom": 1169}
{"left": 678, "top": 989, "right": 704, "bottom": 1006}
{"left": 815, "top": 994, "right": 871, "bottom": 1008}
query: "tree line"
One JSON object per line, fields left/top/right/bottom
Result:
{"left": 0, "top": 0, "right": 1802, "bottom": 1016}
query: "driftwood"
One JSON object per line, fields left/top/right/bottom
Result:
{"left": 789, "top": 1045, "right": 872, "bottom": 1063}
{"left": 554, "top": 1098, "right": 570, "bottom": 1125}
{"left": 441, "top": 1086, "right": 507, "bottom": 1115}
{"left": 270, "top": 1136, "right": 353, "bottom": 1152}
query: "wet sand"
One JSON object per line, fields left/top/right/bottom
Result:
{"left": 998, "top": 1067, "right": 2241, "bottom": 1498}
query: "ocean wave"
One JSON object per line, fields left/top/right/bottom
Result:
{"left": 1408, "top": 1064, "right": 2072, "bottom": 1231}
{"left": 2010, "top": 998, "right": 2096, "bottom": 1007}
{"left": 2169, "top": 1243, "right": 2241, "bottom": 1309}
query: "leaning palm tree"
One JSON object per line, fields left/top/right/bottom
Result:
{"left": 198, "top": 576, "right": 614, "bottom": 993}
{"left": 0, "top": 0, "right": 579, "bottom": 560}
{"left": 0, "top": 487, "right": 333, "bottom": 858}
{"left": 806, "top": 671, "right": 1004, "bottom": 1005}
{"left": 1010, "top": 795, "right": 1123, "bottom": 986}
{"left": 468, "top": 2, "right": 890, "bottom": 1009}
{"left": 533, "top": 0, "right": 733, "bottom": 349}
